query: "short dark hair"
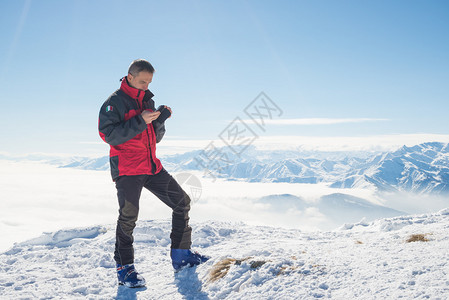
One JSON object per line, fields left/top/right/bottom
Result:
{"left": 128, "top": 59, "right": 155, "bottom": 76}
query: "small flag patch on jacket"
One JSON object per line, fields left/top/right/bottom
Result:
{"left": 106, "top": 105, "right": 113, "bottom": 112}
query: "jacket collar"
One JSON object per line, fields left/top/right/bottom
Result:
{"left": 120, "top": 76, "right": 145, "bottom": 102}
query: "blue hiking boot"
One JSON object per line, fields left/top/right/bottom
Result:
{"left": 116, "top": 264, "right": 146, "bottom": 288}
{"left": 170, "top": 249, "right": 209, "bottom": 271}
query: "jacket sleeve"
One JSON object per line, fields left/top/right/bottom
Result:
{"left": 153, "top": 120, "right": 166, "bottom": 143}
{"left": 98, "top": 98, "right": 147, "bottom": 146}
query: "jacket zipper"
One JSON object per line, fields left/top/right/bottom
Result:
{"left": 145, "top": 125, "right": 156, "bottom": 174}
{"left": 136, "top": 93, "right": 157, "bottom": 174}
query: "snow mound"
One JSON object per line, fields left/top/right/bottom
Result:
{"left": 340, "top": 208, "right": 449, "bottom": 232}
{"left": 1, "top": 212, "right": 449, "bottom": 299}
{"left": 16, "top": 227, "right": 107, "bottom": 248}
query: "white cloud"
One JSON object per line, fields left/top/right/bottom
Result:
{"left": 243, "top": 118, "right": 389, "bottom": 126}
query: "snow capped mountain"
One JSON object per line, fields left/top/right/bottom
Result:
{"left": 331, "top": 142, "right": 449, "bottom": 193}
{"left": 164, "top": 142, "right": 449, "bottom": 194}
{"left": 1, "top": 209, "right": 448, "bottom": 299}
{"left": 60, "top": 156, "right": 109, "bottom": 171}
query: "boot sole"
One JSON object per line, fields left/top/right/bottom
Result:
{"left": 118, "top": 281, "right": 146, "bottom": 288}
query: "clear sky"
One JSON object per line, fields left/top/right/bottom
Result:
{"left": 0, "top": 0, "right": 448, "bottom": 156}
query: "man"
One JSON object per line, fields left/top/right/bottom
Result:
{"left": 98, "top": 59, "right": 208, "bottom": 288}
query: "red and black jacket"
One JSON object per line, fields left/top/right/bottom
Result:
{"left": 98, "top": 77, "right": 165, "bottom": 180}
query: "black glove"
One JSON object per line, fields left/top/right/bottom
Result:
{"left": 156, "top": 105, "right": 171, "bottom": 123}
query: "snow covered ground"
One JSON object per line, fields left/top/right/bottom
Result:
{"left": 1, "top": 209, "right": 448, "bottom": 299}
{"left": 1, "top": 158, "right": 448, "bottom": 299}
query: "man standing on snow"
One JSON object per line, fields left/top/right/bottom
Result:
{"left": 98, "top": 59, "right": 208, "bottom": 288}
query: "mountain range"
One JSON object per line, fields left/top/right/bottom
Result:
{"left": 165, "top": 142, "right": 449, "bottom": 194}
{"left": 17, "top": 142, "right": 449, "bottom": 195}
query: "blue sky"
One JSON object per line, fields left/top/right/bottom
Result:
{"left": 0, "top": 0, "right": 448, "bottom": 155}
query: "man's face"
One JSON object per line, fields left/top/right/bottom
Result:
{"left": 127, "top": 71, "right": 153, "bottom": 91}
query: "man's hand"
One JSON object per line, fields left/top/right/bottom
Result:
{"left": 141, "top": 110, "right": 161, "bottom": 124}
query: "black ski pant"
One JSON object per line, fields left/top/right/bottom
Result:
{"left": 113, "top": 169, "right": 192, "bottom": 265}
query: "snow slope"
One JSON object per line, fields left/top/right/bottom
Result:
{"left": 1, "top": 209, "right": 448, "bottom": 299}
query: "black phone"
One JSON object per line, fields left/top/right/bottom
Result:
{"left": 156, "top": 105, "right": 171, "bottom": 123}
